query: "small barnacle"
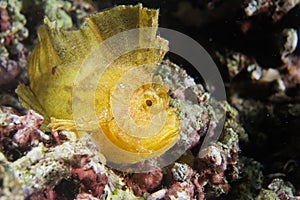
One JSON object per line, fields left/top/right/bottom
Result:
{"left": 172, "top": 163, "right": 190, "bottom": 182}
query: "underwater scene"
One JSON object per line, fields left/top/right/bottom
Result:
{"left": 0, "top": 0, "right": 300, "bottom": 199}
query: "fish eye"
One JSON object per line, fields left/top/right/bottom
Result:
{"left": 145, "top": 99, "right": 152, "bottom": 106}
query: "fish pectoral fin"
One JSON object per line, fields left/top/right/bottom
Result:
{"left": 48, "top": 117, "right": 78, "bottom": 132}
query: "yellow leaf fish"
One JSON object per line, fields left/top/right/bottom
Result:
{"left": 16, "top": 4, "right": 180, "bottom": 164}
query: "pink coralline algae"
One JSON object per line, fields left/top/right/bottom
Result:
{"left": 71, "top": 167, "right": 108, "bottom": 198}
{"left": 125, "top": 169, "right": 163, "bottom": 196}
{"left": 0, "top": 1, "right": 29, "bottom": 88}
{"left": 165, "top": 163, "right": 205, "bottom": 200}
{"left": 0, "top": 7, "right": 13, "bottom": 46}
{"left": 0, "top": 107, "right": 49, "bottom": 160}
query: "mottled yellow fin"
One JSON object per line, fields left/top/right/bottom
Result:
{"left": 42, "top": 4, "right": 166, "bottom": 65}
